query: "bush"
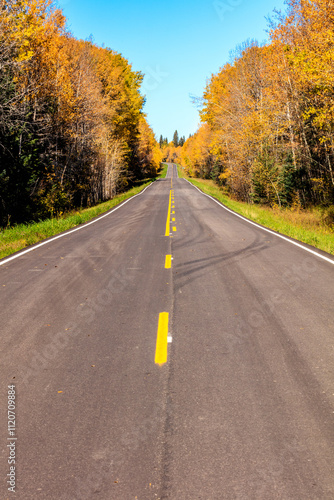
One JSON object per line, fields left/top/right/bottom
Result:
{"left": 322, "top": 206, "right": 334, "bottom": 228}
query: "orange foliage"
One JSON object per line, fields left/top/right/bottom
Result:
{"left": 181, "top": 2, "right": 334, "bottom": 206}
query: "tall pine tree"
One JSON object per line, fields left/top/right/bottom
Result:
{"left": 173, "top": 130, "right": 179, "bottom": 147}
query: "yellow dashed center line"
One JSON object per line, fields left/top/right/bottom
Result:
{"left": 155, "top": 312, "right": 169, "bottom": 365}
{"left": 156, "top": 179, "right": 175, "bottom": 364}
{"left": 165, "top": 190, "right": 172, "bottom": 237}
{"left": 165, "top": 255, "right": 172, "bottom": 269}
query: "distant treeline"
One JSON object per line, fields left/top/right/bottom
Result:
{"left": 181, "top": 0, "right": 334, "bottom": 209}
{"left": 0, "top": 0, "right": 162, "bottom": 227}
{"left": 158, "top": 130, "right": 186, "bottom": 163}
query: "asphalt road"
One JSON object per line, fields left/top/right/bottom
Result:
{"left": 1, "top": 163, "right": 334, "bottom": 499}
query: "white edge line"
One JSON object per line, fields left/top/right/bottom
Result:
{"left": 0, "top": 182, "right": 154, "bottom": 267}
{"left": 183, "top": 178, "right": 334, "bottom": 266}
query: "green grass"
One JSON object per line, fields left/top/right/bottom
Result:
{"left": 159, "top": 162, "right": 168, "bottom": 179}
{"left": 177, "top": 165, "right": 334, "bottom": 255}
{"left": 0, "top": 165, "right": 167, "bottom": 260}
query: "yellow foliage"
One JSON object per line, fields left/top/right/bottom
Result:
{"left": 0, "top": 0, "right": 156, "bottom": 219}
{"left": 137, "top": 117, "right": 163, "bottom": 176}
{"left": 183, "top": 21, "right": 334, "bottom": 203}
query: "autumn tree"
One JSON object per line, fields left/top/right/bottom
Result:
{"left": 270, "top": 0, "right": 334, "bottom": 204}
{"left": 0, "top": 0, "right": 71, "bottom": 223}
{"left": 183, "top": 1, "right": 334, "bottom": 207}
{"left": 136, "top": 117, "right": 163, "bottom": 177}
{"left": 0, "top": 0, "right": 160, "bottom": 226}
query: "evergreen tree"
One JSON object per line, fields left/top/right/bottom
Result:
{"left": 173, "top": 130, "right": 179, "bottom": 147}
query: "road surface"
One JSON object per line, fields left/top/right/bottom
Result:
{"left": 1, "top": 163, "right": 334, "bottom": 499}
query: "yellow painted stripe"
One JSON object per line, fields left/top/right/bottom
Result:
{"left": 172, "top": 211, "right": 175, "bottom": 214}
{"left": 165, "top": 254, "right": 172, "bottom": 269}
{"left": 173, "top": 227, "right": 176, "bottom": 232}
{"left": 172, "top": 217, "right": 175, "bottom": 222}
{"left": 155, "top": 312, "right": 169, "bottom": 365}
{"left": 165, "top": 190, "right": 172, "bottom": 236}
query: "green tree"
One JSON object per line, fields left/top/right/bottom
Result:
{"left": 173, "top": 130, "right": 179, "bottom": 148}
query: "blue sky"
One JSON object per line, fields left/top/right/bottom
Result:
{"left": 58, "top": 0, "right": 287, "bottom": 142}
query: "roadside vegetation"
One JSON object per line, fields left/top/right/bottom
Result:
{"left": 180, "top": 1, "right": 334, "bottom": 211}
{"left": 158, "top": 163, "right": 168, "bottom": 179}
{"left": 0, "top": 0, "right": 163, "bottom": 229}
{"left": 178, "top": 165, "right": 334, "bottom": 255}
